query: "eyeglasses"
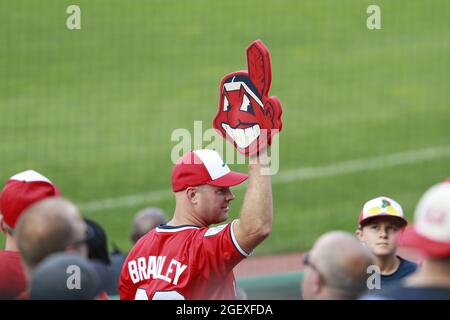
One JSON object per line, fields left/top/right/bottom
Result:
{"left": 303, "top": 251, "right": 356, "bottom": 291}
{"left": 68, "top": 235, "right": 88, "bottom": 248}
{"left": 303, "top": 251, "right": 321, "bottom": 274}
{"left": 303, "top": 251, "right": 342, "bottom": 292}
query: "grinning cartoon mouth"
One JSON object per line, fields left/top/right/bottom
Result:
{"left": 221, "top": 123, "right": 261, "bottom": 149}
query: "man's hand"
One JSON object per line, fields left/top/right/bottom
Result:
{"left": 213, "top": 40, "right": 283, "bottom": 157}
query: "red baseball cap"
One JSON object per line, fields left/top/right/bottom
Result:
{"left": 172, "top": 149, "right": 248, "bottom": 192}
{"left": 0, "top": 170, "right": 60, "bottom": 228}
{"left": 399, "top": 179, "right": 450, "bottom": 258}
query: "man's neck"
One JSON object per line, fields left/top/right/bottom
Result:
{"left": 375, "top": 255, "right": 401, "bottom": 275}
{"left": 4, "top": 234, "right": 19, "bottom": 251}
{"left": 170, "top": 206, "right": 208, "bottom": 228}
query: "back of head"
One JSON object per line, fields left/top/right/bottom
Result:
{"left": 312, "top": 231, "right": 374, "bottom": 299}
{"left": 84, "top": 218, "right": 110, "bottom": 265}
{"left": 14, "top": 197, "right": 87, "bottom": 271}
{"left": 30, "top": 253, "right": 100, "bottom": 300}
{"left": 130, "top": 207, "right": 167, "bottom": 243}
{"left": 0, "top": 170, "right": 60, "bottom": 230}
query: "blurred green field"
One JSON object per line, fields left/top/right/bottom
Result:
{"left": 1, "top": 0, "right": 449, "bottom": 254}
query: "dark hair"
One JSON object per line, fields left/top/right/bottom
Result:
{"left": 223, "top": 74, "right": 262, "bottom": 99}
{"left": 360, "top": 216, "right": 407, "bottom": 229}
{"left": 84, "top": 218, "right": 111, "bottom": 265}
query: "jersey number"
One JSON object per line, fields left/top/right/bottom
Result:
{"left": 135, "top": 288, "right": 185, "bottom": 300}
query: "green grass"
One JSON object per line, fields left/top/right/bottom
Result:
{"left": 1, "top": 0, "right": 449, "bottom": 254}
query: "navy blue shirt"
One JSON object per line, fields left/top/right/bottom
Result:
{"left": 362, "top": 283, "right": 450, "bottom": 300}
{"left": 380, "top": 256, "right": 418, "bottom": 288}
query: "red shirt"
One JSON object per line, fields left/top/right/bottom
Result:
{"left": 119, "top": 220, "right": 249, "bottom": 300}
{"left": 0, "top": 250, "right": 27, "bottom": 299}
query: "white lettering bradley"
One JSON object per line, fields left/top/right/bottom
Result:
{"left": 128, "top": 256, "right": 187, "bottom": 285}
{"left": 172, "top": 260, "right": 187, "bottom": 285}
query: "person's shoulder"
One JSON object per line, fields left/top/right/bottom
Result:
{"left": 0, "top": 250, "right": 21, "bottom": 262}
{"left": 398, "top": 256, "right": 419, "bottom": 273}
{"left": 362, "top": 281, "right": 450, "bottom": 300}
{"left": 125, "top": 229, "right": 158, "bottom": 258}
{"left": 155, "top": 224, "right": 202, "bottom": 232}
{"left": 202, "top": 223, "right": 232, "bottom": 238}
{"left": 387, "top": 286, "right": 450, "bottom": 300}
{"left": 155, "top": 223, "right": 232, "bottom": 237}
{"left": 360, "top": 282, "right": 409, "bottom": 300}
{"left": 359, "top": 293, "right": 392, "bottom": 300}
{"left": 0, "top": 249, "right": 19, "bottom": 256}
{"left": 153, "top": 224, "right": 205, "bottom": 241}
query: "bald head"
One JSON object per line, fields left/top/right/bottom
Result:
{"left": 130, "top": 207, "right": 167, "bottom": 243}
{"left": 303, "top": 231, "right": 374, "bottom": 300}
{"left": 14, "top": 198, "right": 87, "bottom": 271}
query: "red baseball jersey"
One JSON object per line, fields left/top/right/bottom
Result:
{"left": 0, "top": 250, "right": 27, "bottom": 299}
{"left": 119, "top": 220, "right": 250, "bottom": 300}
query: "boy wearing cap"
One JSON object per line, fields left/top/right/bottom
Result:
{"left": 356, "top": 196, "right": 418, "bottom": 289}
{"left": 119, "top": 149, "right": 273, "bottom": 300}
{"left": 0, "top": 170, "right": 60, "bottom": 299}
{"left": 362, "top": 181, "right": 450, "bottom": 299}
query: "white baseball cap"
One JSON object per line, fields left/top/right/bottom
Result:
{"left": 400, "top": 180, "right": 450, "bottom": 258}
{"left": 358, "top": 196, "right": 407, "bottom": 227}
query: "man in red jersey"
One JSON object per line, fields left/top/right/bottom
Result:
{"left": 119, "top": 148, "right": 273, "bottom": 300}
{"left": 0, "top": 170, "right": 60, "bottom": 299}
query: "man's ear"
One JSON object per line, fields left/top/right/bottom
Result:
{"left": 0, "top": 213, "right": 6, "bottom": 235}
{"left": 312, "top": 270, "right": 323, "bottom": 295}
{"left": 186, "top": 187, "right": 199, "bottom": 205}
{"left": 355, "top": 228, "right": 364, "bottom": 242}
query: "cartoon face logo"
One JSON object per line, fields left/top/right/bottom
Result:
{"left": 220, "top": 74, "right": 265, "bottom": 150}
{"left": 213, "top": 40, "right": 282, "bottom": 157}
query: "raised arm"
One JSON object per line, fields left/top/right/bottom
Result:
{"left": 232, "top": 153, "right": 273, "bottom": 254}
{"left": 215, "top": 40, "right": 281, "bottom": 254}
